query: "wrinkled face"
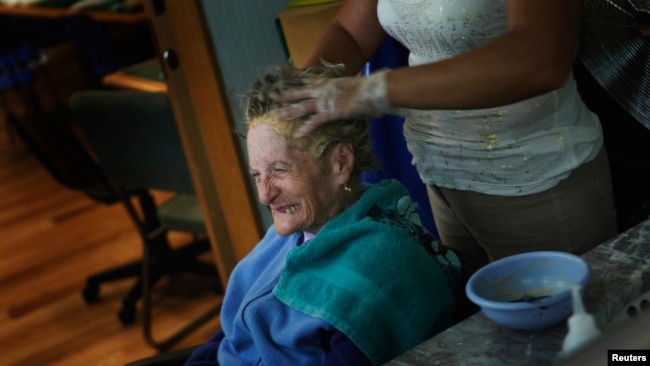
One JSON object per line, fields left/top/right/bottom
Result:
{"left": 247, "top": 123, "right": 345, "bottom": 236}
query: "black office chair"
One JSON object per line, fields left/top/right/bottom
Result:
{"left": 1, "top": 41, "right": 117, "bottom": 204}
{"left": 69, "top": 90, "right": 222, "bottom": 350}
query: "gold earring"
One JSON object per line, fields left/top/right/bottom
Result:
{"left": 343, "top": 183, "right": 352, "bottom": 193}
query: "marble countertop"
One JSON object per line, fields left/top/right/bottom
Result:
{"left": 386, "top": 218, "right": 650, "bottom": 366}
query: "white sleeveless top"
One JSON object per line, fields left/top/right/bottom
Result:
{"left": 377, "top": 0, "right": 603, "bottom": 195}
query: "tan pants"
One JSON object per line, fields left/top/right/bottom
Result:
{"left": 427, "top": 147, "right": 618, "bottom": 284}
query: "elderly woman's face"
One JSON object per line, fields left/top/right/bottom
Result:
{"left": 247, "top": 123, "right": 348, "bottom": 236}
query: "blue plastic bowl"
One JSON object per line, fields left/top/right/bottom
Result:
{"left": 465, "top": 251, "right": 591, "bottom": 331}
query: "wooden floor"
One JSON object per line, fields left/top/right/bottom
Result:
{"left": 0, "top": 88, "right": 222, "bottom": 365}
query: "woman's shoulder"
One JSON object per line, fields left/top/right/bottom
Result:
{"left": 229, "top": 227, "right": 300, "bottom": 284}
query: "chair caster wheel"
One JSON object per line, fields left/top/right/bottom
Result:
{"left": 118, "top": 306, "right": 136, "bottom": 325}
{"left": 82, "top": 283, "right": 99, "bottom": 303}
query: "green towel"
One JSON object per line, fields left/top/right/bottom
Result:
{"left": 274, "top": 179, "right": 459, "bottom": 365}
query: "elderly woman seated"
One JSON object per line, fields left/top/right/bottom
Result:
{"left": 185, "top": 63, "right": 460, "bottom": 366}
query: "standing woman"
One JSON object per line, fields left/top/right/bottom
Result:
{"left": 274, "top": 0, "right": 618, "bottom": 310}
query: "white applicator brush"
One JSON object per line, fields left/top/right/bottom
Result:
{"left": 557, "top": 284, "right": 602, "bottom": 359}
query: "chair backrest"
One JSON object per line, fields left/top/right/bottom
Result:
{"left": 69, "top": 90, "right": 195, "bottom": 195}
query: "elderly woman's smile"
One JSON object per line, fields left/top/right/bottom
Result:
{"left": 247, "top": 123, "right": 351, "bottom": 236}
{"left": 274, "top": 204, "right": 299, "bottom": 215}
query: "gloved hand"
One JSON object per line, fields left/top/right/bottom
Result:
{"left": 273, "top": 69, "right": 394, "bottom": 136}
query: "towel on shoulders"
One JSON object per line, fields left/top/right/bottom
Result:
{"left": 274, "top": 179, "right": 459, "bottom": 365}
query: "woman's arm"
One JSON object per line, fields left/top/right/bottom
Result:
{"left": 301, "top": 0, "right": 386, "bottom": 75}
{"left": 388, "top": 0, "right": 582, "bottom": 110}
{"left": 274, "top": 0, "right": 582, "bottom": 133}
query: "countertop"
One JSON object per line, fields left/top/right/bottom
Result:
{"left": 386, "top": 218, "right": 650, "bottom": 366}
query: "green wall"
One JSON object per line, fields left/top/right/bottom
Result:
{"left": 201, "top": 0, "right": 291, "bottom": 231}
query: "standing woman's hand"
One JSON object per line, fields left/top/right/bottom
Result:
{"left": 272, "top": 70, "right": 394, "bottom": 137}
